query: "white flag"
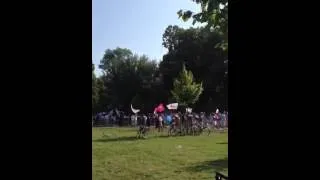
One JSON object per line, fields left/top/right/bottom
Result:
{"left": 166, "top": 103, "right": 178, "bottom": 110}
{"left": 115, "top": 108, "right": 120, "bottom": 116}
{"left": 186, "top": 107, "right": 192, "bottom": 113}
{"left": 131, "top": 104, "right": 140, "bottom": 114}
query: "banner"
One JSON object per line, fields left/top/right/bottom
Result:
{"left": 154, "top": 103, "right": 165, "bottom": 113}
{"left": 131, "top": 104, "right": 140, "bottom": 114}
{"left": 166, "top": 103, "right": 178, "bottom": 110}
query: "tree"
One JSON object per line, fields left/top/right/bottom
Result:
{"left": 177, "top": 0, "right": 228, "bottom": 50}
{"left": 92, "top": 63, "right": 99, "bottom": 113}
{"left": 171, "top": 64, "right": 203, "bottom": 107}
{"left": 95, "top": 76, "right": 108, "bottom": 112}
{"left": 160, "top": 25, "right": 227, "bottom": 111}
{"left": 162, "top": 25, "right": 183, "bottom": 52}
{"left": 98, "top": 47, "right": 160, "bottom": 112}
{"left": 99, "top": 47, "right": 133, "bottom": 75}
{"left": 176, "top": 1, "right": 228, "bottom": 110}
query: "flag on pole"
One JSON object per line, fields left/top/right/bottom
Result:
{"left": 154, "top": 103, "right": 165, "bottom": 113}
{"left": 115, "top": 108, "right": 120, "bottom": 116}
{"left": 166, "top": 103, "right": 178, "bottom": 110}
{"left": 186, "top": 107, "right": 192, "bottom": 113}
{"left": 131, "top": 104, "right": 140, "bottom": 114}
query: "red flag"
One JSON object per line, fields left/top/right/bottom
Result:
{"left": 154, "top": 103, "right": 165, "bottom": 113}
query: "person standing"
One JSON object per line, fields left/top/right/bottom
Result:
{"left": 158, "top": 113, "right": 164, "bottom": 132}
{"left": 146, "top": 114, "right": 151, "bottom": 127}
{"left": 216, "top": 109, "right": 222, "bottom": 129}
{"left": 214, "top": 109, "right": 221, "bottom": 129}
{"left": 220, "top": 111, "right": 224, "bottom": 129}
{"left": 143, "top": 114, "right": 148, "bottom": 127}
{"left": 130, "top": 114, "right": 135, "bottom": 127}
{"left": 225, "top": 110, "right": 228, "bottom": 128}
{"left": 119, "top": 112, "right": 123, "bottom": 127}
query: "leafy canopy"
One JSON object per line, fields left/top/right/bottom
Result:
{"left": 171, "top": 64, "right": 203, "bottom": 106}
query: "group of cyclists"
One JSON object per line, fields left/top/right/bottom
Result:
{"left": 135, "top": 109, "right": 228, "bottom": 137}
{"left": 93, "top": 108, "right": 228, "bottom": 138}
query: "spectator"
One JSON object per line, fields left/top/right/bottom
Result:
{"left": 143, "top": 114, "right": 148, "bottom": 126}
{"left": 131, "top": 114, "right": 136, "bottom": 126}
{"left": 158, "top": 113, "right": 164, "bottom": 132}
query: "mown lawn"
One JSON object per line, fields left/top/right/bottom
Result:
{"left": 92, "top": 127, "right": 228, "bottom": 180}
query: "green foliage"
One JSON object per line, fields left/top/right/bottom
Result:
{"left": 131, "top": 94, "right": 143, "bottom": 108}
{"left": 160, "top": 25, "right": 227, "bottom": 110}
{"left": 92, "top": 63, "right": 99, "bottom": 113}
{"left": 171, "top": 64, "right": 203, "bottom": 106}
{"left": 177, "top": 0, "right": 228, "bottom": 50}
{"left": 99, "top": 47, "right": 133, "bottom": 74}
{"left": 93, "top": 23, "right": 228, "bottom": 112}
{"left": 93, "top": 2, "right": 229, "bottom": 112}
{"left": 98, "top": 48, "right": 160, "bottom": 112}
{"left": 175, "top": 1, "right": 228, "bottom": 110}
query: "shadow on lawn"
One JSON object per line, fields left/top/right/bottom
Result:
{"left": 93, "top": 136, "right": 140, "bottom": 142}
{"left": 185, "top": 158, "right": 228, "bottom": 173}
{"left": 93, "top": 134, "right": 180, "bottom": 143}
{"left": 216, "top": 142, "right": 228, "bottom": 145}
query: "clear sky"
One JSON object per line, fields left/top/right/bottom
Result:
{"left": 92, "top": 0, "right": 201, "bottom": 75}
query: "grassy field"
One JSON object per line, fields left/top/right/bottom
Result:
{"left": 92, "top": 127, "right": 228, "bottom": 180}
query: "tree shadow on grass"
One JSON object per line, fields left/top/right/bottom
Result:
{"left": 93, "top": 134, "right": 184, "bottom": 143}
{"left": 216, "top": 142, "right": 228, "bottom": 144}
{"left": 93, "top": 136, "right": 141, "bottom": 142}
{"left": 185, "top": 158, "right": 228, "bottom": 173}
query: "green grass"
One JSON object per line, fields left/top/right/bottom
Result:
{"left": 93, "top": 127, "right": 228, "bottom": 180}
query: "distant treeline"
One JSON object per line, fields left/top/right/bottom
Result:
{"left": 92, "top": 1, "right": 228, "bottom": 114}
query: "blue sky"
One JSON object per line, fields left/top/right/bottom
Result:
{"left": 92, "top": 0, "right": 201, "bottom": 75}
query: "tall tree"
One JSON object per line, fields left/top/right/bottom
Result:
{"left": 176, "top": 0, "right": 228, "bottom": 110}
{"left": 92, "top": 63, "right": 99, "bottom": 113}
{"left": 171, "top": 64, "right": 203, "bottom": 107}
{"left": 99, "top": 47, "right": 133, "bottom": 75}
{"left": 160, "top": 25, "right": 227, "bottom": 110}
{"left": 99, "top": 47, "right": 160, "bottom": 112}
{"left": 96, "top": 76, "right": 108, "bottom": 112}
{"left": 177, "top": 0, "right": 228, "bottom": 50}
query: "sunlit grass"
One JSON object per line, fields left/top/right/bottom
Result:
{"left": 93, "top": 127, "right": 228, "bottom": 180}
